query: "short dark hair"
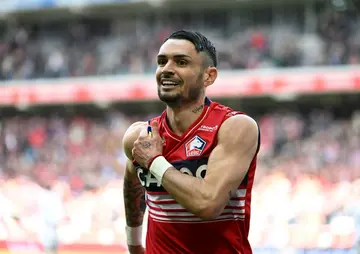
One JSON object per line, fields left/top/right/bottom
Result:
{"left": 164, "top": 30, "right": 218, "bottom": 68}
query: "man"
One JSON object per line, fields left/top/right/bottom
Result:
{"left": 122, "top": 30, "right": 260, "bottom": 254}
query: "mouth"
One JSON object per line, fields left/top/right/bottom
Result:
{"left": 160, "top": 79, "right": 180, "bottom": 88}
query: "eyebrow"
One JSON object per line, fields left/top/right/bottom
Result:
{"left": 157, "top": 54, "right": 192, "bottom": 59}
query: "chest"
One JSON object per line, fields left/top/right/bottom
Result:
{"left": 136, "top": 106, "right": 229, "bottom": 192}
{"left": 137, "top": 128, "right": 218, "bottom": 193}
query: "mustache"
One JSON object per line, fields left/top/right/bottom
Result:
{"left": 160, "top": 72, "right": 175, "bottom": 79}
{"left": 158, "top": 74, "right": 182, "bottom": 83}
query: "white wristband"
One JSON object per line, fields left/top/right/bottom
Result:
{"left": 125, "top": 225, "right": 143, "bottom": 246}
{"left": 149, "top": 156, "right": 172, "bottom": 183}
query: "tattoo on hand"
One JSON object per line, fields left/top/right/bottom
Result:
{"left": 192, "top": 104, "right": 204, "bottom": 113}
{"left": 141, "top": 141, "right": 152, "bottom": 148}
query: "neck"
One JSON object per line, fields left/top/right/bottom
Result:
{"left": 166, "top": 96, "right": 206, "bottom": 136}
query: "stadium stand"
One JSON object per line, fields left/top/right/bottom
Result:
{"left": 0, "top": 6, "right": 360, "bottom": 79}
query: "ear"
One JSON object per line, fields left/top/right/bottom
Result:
{"left": 203, "top": 67, "right": 218, "bottom": 88}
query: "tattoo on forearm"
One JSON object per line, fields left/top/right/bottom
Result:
{"left": 141, "top": 141, "right": 152, "bottom": 148}
{"left": 192, "top": 104, "right": 204, "bottom": 113}
{"left": 123, "top": 175, "right": 146, "bottom": 227}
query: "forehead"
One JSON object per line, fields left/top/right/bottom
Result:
{"left": 158, "top": 39, "right": 199, "bottom": 58}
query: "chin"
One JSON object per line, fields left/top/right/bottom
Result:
{"left": 158, "top": 92, "right": 182, "bottom": 107}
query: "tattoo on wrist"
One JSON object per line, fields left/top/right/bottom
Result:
{"left": 192, "top": 104, "right": 204, "bottom": 113}
{"left": 141, "top": 141, "right": 152, "bottom": 148}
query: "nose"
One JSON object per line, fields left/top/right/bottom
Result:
{"left": 161, "top": 61, "right": 175, "bottom": 76}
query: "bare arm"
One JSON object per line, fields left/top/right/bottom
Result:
{"left": 122, "top": 122, "right": 147, "bottom": 251}
{"left": 123, "top": 159, "right": 146, "bottom": 227}
{"left": 161, "top": 115, "right": 259, "bottom": 219}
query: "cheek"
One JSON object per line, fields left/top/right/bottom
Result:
{"left": 187, "top": 71, "right": 203, "bottom": 86}
{"left": 183, "top": 70, "right": 198, "bottom": 83}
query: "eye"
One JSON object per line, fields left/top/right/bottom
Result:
{"left": 157, "top": 59, "right": 167, "bottom": 66}
{"left": 177, "top": 59, "right": 188, "bottom": 66}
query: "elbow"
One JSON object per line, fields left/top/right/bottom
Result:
{"left": 196, "top": 199, "right": 223, "bottom": 221}
{"left": 191, "top": 185, "right": 226, "bottom": 220}
{"left": 197, "top": 211, "right": 218, "bottom": 221}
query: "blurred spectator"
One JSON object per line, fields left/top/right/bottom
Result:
{"left": 0, "top": 7, "right": 359, "bottom": 80}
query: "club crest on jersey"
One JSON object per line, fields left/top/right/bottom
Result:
{"left": 185, "top": 135, "right": 206, "bottom": 157}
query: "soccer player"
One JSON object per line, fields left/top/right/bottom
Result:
{"left": 123, "top": 30, "right": 260, "bottom": 254}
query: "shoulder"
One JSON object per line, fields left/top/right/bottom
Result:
{"left": 122, "top": 121, "right": 148, "bottom": 159}
{"left": 211, "top": 101, "right": 247, "bottom": 120}
{"left": 218, "top": 114, "right": 259, "bottom": 148}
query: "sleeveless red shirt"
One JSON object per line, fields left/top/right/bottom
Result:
{"left": 136, "top": 98, "right": 260, "bottom": 254}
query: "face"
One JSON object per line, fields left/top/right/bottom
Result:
{"left": 156, "top": 39, "right": 217, "bottom": 107}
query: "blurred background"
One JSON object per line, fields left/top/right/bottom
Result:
{"left": 0, "top": 0, "right": 359, "bottom": 253}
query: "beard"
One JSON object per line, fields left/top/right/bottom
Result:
{"left": 158, "top": 74, "right": 204, "bottom": 108}
{"left": 158, "top": 84, "right": 203, "bottom": 108}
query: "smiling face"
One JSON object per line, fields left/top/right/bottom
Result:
{"left": 156, "top": 39, "right": 216, "bottom": 107}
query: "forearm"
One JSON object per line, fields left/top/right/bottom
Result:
{"left": 161, "top": 168, "right": 216, "bottom": 219}
{"left": 123, "top": 170, "right": 146, "bottom": 227}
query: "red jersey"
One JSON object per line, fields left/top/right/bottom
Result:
{"left": 137, "top": 97, "right": 260, "bottom": 254}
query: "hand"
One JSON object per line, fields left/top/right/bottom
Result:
{"left": 132, "top": 121, "right": 163, "bottom": 168}
{"left": 128, "top": 245, "right": 145, "bottom": 254}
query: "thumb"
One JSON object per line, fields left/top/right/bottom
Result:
{"left": 151, "top": 120, "right": 160, "bottom": 137}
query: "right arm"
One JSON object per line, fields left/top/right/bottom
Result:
{"left": 123, "top": 160, "right": 146, "bottom": 228}
{"left": 122, "top": 122, "right": 147, "bottom": 253}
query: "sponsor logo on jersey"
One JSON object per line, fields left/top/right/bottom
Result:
{"left": 198, "top": 125, "right": 218, "bottom": 132}
{"left": 185, "top": 135, "right": 206, "bottom": 157}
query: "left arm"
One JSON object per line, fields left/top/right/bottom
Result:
{"left": 161, "top": 115, "right": 259, "bottom": 219}
{"left": 132, "top": 115, "right": 259, "bottom": 220}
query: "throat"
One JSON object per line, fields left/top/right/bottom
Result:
{"left": 166, "top": 103, "right": 206, "bottom": 136}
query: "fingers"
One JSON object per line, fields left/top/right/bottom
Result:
{"left": 137, "top": 121, "right": 160, "bottom": 141}
{"left": 147, "top": 125, "right": 152, "bottom": 137}
{"left": 151, "top": 120, "right": 159, "bottom": 137}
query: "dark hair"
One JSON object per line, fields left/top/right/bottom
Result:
{"left": 164, "top": 30, "right": 217, "bottom": 67}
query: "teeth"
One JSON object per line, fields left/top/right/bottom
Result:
{"left": 162, "top": 81, "right": 177, "bottom": 86}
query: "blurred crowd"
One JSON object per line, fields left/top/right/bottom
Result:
{"left": 0, "top": 107, "right": 359, "bottom": 249}
{"left": 0, "top": 6, "right": 360, "bottom": 80}
{"left": 252, "top": 109, "right": 360, "bottom": 249}
{"left": 0, "top": 111, "right": 136, "bottom": 245}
